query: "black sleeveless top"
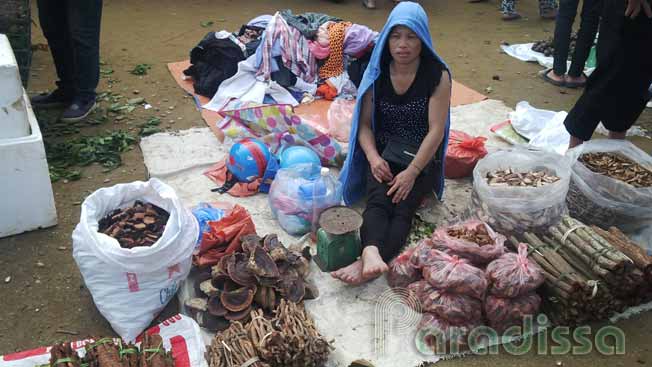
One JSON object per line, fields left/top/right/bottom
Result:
{"left": 374, "top": 56, "right": 445, "bottom": 152}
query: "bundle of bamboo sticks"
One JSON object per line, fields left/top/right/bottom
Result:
{"left": 510, "top": 216, "right": 652, "bottom": 326}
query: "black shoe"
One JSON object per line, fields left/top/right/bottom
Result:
{"left": 30, "top": 89, "right": 74, "bottom": 109}
{"left": 60, "top": 97, "right": 97, "bottom": 123}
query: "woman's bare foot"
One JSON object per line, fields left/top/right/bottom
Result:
{"left": 546, "top": 70, "right": 565, "bottom": 83}
{"left": 361, "top": 246, "right": 389, "bottom": 280}
{"left": 331, "top": 260, "right": 364, "bottom": 284}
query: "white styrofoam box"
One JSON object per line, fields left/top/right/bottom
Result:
{"left": 0, "top": 91, "right": 57, "bottom": 238}
{"left": 0, "top": 33, "right": 30, "bottom": 139}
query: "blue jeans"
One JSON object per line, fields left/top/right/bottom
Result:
{"left": 552, "top": 0, "right": 601, "bottom": 77}
{"left": 36, "top": 0, "right": 103, "bottom": 100}
{"left": 501, "top": 0, "right": 557, "bottom": 14}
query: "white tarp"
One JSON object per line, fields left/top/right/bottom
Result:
{"left": 139, "top": 99, "right": 517, "bottom": 367}
{"left": 500, "top": 43, "right": 595, "bottom": 75}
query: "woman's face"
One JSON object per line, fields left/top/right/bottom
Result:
{"left": 388, "top": 26, "right": 422, "bottom": 65}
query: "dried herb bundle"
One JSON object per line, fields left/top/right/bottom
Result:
{"left": 511, "top": 216, "right": 651, "bottom": 326}
{"left": 579, "top": 152, "right": 652, "bottom": 188}
{"left": 140, "top": 334, "right": 174, "bottom": 367}
{"left": 49, "top": 343, "right": 82, "bottom": 367}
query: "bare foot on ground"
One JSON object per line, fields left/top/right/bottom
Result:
{"left": 361, "top": 246, "right": 389, "bottom": 280}
{"left": 331, "top": 259, "right": 365, "bottom": 284}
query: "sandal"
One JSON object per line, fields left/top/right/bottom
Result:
{"left": 501, "top": 12, "right": 522, "bottom": 21}
{"left": 539, "top": 68, "right": 566, "bottom": 87}
{"left": 565, "top": 73, "right": 588, "bottom": 89}
{"left": 362, "top": 0, "right": 376, "bottom": 8}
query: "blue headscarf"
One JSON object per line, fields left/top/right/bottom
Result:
{"left": 339, "top": 1, "right": 451, "bottom": 205}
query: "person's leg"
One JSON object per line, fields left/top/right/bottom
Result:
{"left": 567, "top": 0, "right": 602, "bottom": 80}
{"left": 67, "top": 0, "right": 103, "bottom": 101}
{"left": 551, "top": 0, "right": 579, "bottom": 78}
{"left": 371, "top": 167, "right": 438, "bottom": 274}
{"left": 563, "top": 0, "right": 623, "bottom": 147}
{"left": 501, "top": 0, "right": 521, "bottom": 20}
{"left": 60, "top": 0, "right": 103, "bottom": 122}
{"left": 601, "top": 15, "right": 652, "bottom": 139}
{"left": 32, "top": 0, "right": 75, "bottom": 107}
{"left": 540, "top": 0, "right": 559, "bottom": 18}
{"left": 332, "top": 167, "right": 393, "bottom": 284}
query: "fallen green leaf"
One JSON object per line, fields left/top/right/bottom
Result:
{"left": 130, "top": 63, "right": 152, "bottom": 76}
{"left": 200, "top": 20, "right": 214, "bottom": 28}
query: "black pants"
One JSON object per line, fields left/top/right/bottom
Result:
{"left": 37, "top": 0, "right": 103, "bottom": 100}
{"left": 552, "top": 0, "right": 601, "bottom": 77}
{"left": 360, "top": 162, "right": 438, "bottom": 263}
{"left": 564, "top": 0, "right": 652, "bottom": 141}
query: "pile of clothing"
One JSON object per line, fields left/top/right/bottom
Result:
{"left": 185, "top": 10, "right": 378, "bottom": 111}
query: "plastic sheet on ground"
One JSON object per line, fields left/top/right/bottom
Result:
{"left": 138, "top": 115, "right": 652, "bottom": 366}
{"left": 500, "top": 43, "right": 595, "bottom": 74}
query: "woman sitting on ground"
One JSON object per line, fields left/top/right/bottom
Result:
{"left": 333, "top": 2, "right": 451, "bottom": 285}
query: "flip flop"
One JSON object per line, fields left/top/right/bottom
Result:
{"left": 565, "top": 73, "right": 588, "bottom": 89}
{"left": 362, "top": 0, "right": 376, "bottom": 9}
{"left": 539, "top": 68, "right": 566, "bottom": 87}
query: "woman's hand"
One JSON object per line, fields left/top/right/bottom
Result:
{"left": 369, "top": 155, "right": 394, "bottom": 183}
{"left": 387, "top": 165, "right": 419, "bottom": 203}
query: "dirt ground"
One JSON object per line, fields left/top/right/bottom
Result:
{"left": 1, "top": 0, "right": 651, "bottom": 365}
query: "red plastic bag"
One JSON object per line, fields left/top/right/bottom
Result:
{"left": 421, "top": 250, "right": 487, "bottom": 299}
{"left": 431, "top": 219, "right": 506, "bottom": 265}
{"left": 387, "top": 246, "right": 422, "bottom": 288}
{"left": 407, "top": 280, "right": 429, "bottom": 301}
{"left": 417, "top": 313, "right": 480, "bottom": 354}
{"left": 420, "top": 283, "right": 483, "bottom": 324}
{"left": 193, "top": 205, "right": 256, "bottom": 267}
{"left": 444, "top": 130, "right": 487, "bottom": 179}
{"left": 485, "top": 293, "right": 541, "bottom": 333}
{"left": 486, "top": 243, "right": 544, "bottom": 298}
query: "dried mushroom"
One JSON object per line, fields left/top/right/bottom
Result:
{"left": 196, "top": 313, "right": 230, "bottom": 332}
{"left": 200, "top": 279, "right": 220, "bottom": 297}
{"left": 241, "top": 234, "right": 262, "bottom": 254}
{"left": 225, "top": 305, "right": 253, "bottom": 322}
{"left": 185, "top": 298, "right": 208, "bottom": 312}
{"left": 580, "top": 152, "right": 652, "bottom": 188}
{"left": 207, "top": 296, "right": 228, "bottom": 317}
{"left": 227, "top": 253, "right": 257, "bottom": 287}
{"left": 255, "top": 286, "right": 278, "bottom": 311}
{"left": 220, "top": 286, "right": 256, "bottom": 312}
{"left": 486, "top": 168, "right": 560, "bottom": 187}
{"left": 279, "top": 277, "right": 305, "bottom": 303}
{"left": 247, "top": 246, "right": 280, "bottom": 279}
{"left": 264, "top": 234, "right": 289, "bottom": 261}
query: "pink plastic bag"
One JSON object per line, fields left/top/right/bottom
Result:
{"left": 387, "top": 246, "right": 422, "bottom": 288}
{"left": 420, "top": 283, "right": 483, "bottom": 324}
{"left": 485, "top": 293, "right": 541, "bottom": 333}
{"left": 417, "top": 313, "right": 480, "bottom": 354}
{"left": 421, "top": 250, "right": 487, "bottom": 300}
{"left": 431, "top": 219, "right": 506, "bottom": 265}
{"left": 409, "top": 238, "right": 435, "bottom": 268}
{"left": 486, "top": 243, "right": 544, "bottom": 298}
{"left": 327, "top": 99, "right": 355, "bottom": 143}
